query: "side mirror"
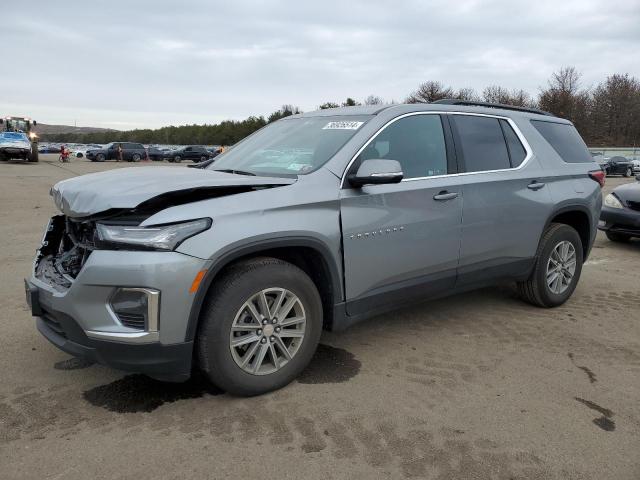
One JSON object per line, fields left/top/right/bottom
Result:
{"left": 348, "top": 159, "right": 403, "bottom": 187}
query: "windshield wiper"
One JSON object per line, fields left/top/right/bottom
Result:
{"left": 213, "top": 168, "right": 256, "bottom": 176}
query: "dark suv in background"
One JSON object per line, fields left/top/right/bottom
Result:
{"left": 86, "top": 142, "right": 147, "bottom": 162}
{"left": 166, "top": 145, "right": 212, "bottom": 163}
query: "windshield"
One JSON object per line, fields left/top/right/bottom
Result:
{"left": 209, "top": 115, "right": 371, "bottom": 176}
{"left": 4, "top": 119, "right": 30, "bottom": 133}
{"left": 0, "top": 132, "right": 29, "bottom": 141}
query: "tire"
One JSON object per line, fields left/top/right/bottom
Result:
{"left": 197, "top": 257, "right": 323, "bottom": 396}
{"left": 624, "top": 167, "right": 632, "bottom": 177}
{"left": 174, "top": 155, "right": 182, "bottom": 163}
{"left": 199, "top": 155, "right": 207, "bottom": 163}
{"left": 96, "top": 153, "right": 106, "bottom": 162}
{"left": 606, "top": 231, "right": 631, "bottom": 242}
{"left": 132, "top": 153, "right": 141, "bottom": 162}
{"left": 517, "top": 223, "right": 583, "bottom": 308}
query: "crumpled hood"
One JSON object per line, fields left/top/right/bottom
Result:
{"left": 614, "top": 181, "right": 640, "bottom": 203}
{"left": 51, "top": 166, "right": 296, "bottom": 218}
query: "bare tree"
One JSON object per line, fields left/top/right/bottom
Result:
{"left": 454, "top": 88, "right": 479, "bottom": 101}
{"left": 318, "top": 102, "right": 340, "bottom": 110}
{"left": 406, "top": 81, "right": 454, "bottom": 103}
{"left": 364, "top": 94, "right": 384, "bottom": 105}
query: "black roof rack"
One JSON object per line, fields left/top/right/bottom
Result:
{"left": 432, "top": 99, "right": 555, "bottom": 117}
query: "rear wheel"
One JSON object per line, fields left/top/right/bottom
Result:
{"left": 518, "top": 223, "right": 583, "bottom": 308}
{"left": 197, "top": 257, "right": 322, "bottom": 396}
{"left": 132, "top": 153, "right": 141, "bottom": 162}
{"left": 606, "top": 231, "right": 631, "bottom": 242}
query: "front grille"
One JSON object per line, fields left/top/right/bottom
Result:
{"left": 117, "top": 312, "right": 146, "bottom": 330}
{"left": 42, "top": 312, "right": 67, "bottom": 339}
{"left": 627, "top": 200, "right": 640, "bottom": 212}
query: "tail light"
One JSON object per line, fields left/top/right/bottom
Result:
{"left": 589, "top": 170, "right": 606, "bottom": 188}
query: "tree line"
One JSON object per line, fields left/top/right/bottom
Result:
{"left": 43, "top": 67, "right": 640, "bottom": 147}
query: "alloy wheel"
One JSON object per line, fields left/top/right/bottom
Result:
{"left": 546, "top": 240, "right": 577, "bottom": 294}
{"left": 229, "top": 288, "right": 306, "bottom": 375}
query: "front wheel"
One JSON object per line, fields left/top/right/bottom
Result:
{"left": 518, "top": 223, "right": 583, "bottom": 308}
{"left": 624, "top": 167, "right": 632, "bottom": 177}
{"left": 96, "top": 153, "right": 106, "bottom": 162}
{"left": 197, "top": 257, "right": 323, "bottom": 396}
{"left": 174, "top": 155, "right": 182, "bottom": 163}
{"left": 132, "top": 153, "right": 141, "bottom": 162}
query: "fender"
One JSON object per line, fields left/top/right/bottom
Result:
{"left": 542, "top": 203, "right": 595, "bottom": 259}
{"left": 184, "top": 236, "right": 343, "bottom": 341}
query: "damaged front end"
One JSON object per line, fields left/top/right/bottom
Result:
{"left": 34, "top": 215, "right": 99, "bottom": 290}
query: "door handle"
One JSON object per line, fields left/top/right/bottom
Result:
{"left": 527, "top": 181, "right": 545, "bottom": 191}
{"left": 433, "top": 191, "right": 459, "bottom": 201}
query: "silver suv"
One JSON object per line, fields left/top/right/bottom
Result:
{"left": 25, "top": 101, "right": 604, "bottom": 396}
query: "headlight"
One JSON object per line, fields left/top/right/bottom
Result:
{"left": 604, "top": 194, "right": 623, "bottom": 209}
{"left": 96, "top": 218, "right": 211, "bottom": 250}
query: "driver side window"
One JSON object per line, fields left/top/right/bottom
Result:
{"left": 357, "top": 114, "right": 448, "bottom": 179}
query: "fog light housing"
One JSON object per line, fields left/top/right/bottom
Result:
{"left": 109, "top": 288, "right": 160, "bottom": 332}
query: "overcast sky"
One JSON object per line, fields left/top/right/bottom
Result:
{"left": 1, "top": 0, "right": 638, "bottom": 129}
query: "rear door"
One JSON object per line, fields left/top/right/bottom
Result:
{"left": 450, "top": 114, "right": 555, "bottom": 285}
{"left": 340, "top": 113, "right": 464, "bottom": 315}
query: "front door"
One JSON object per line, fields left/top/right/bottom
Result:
{"left": 340, "top": 113, "right": 463, "bottom": 316}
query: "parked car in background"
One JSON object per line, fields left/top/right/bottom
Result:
{"left": 86, "top": 142, "right": 148, "bottom": 162}
{"left": 631, "top": 158, "right": 640, "bottom": 174}
{"left": 599, "top": 175, "right": 640, "bottom": 242}
{"left": 147, "top": 146, "right": 168, "bottom": 161}
{"left": 26, "top": 101, "right": 603, "bottom": 396}
{"left": 71, "top": 145, "right": 102, "bottom": 158}
{"left": 166, "top": 145, "right": 212, "bottom": 163}
{"left": 602, "top": 156, "right": 635, "bottom": 177}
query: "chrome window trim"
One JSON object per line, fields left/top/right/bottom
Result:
{"left": 340, "top": 111, "right": 534, "bottom": 188}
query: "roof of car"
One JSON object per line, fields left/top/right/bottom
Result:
{"left": 297, "top": 101, "right": 568, "bottom": 123}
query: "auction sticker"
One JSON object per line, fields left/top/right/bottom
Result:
{"left": 322, "top": 121, "right": 364, "bottom": 130}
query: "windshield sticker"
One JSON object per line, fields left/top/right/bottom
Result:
{"left": 322, "top": 121, "right": 364, "bottom": 130}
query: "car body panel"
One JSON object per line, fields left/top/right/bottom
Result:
{"left": 50, "top": 166, "right": 296, "bottom": 217}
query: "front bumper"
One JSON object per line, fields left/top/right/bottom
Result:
{"left": 598, "top": 205, "right": 640, "bottom": 237}
{"left": 27, "top": 248, "right": 210, "bottom": 381}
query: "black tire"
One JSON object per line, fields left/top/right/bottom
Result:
{"left": 517, "top": 223, "right": 583, "bottom": 308}
{"left": 606, "top": 231, "right": 631, "bottom": 242}
{"left": 96, "top": 153, "right": 106, "bottom": 162}
{"left": 197, "top": 257, "right": 323, "bottom": 396}
{"left": 199, "top": 155, "right": 207, "bottom": 162}
{"left": 174, "top": 155, "right": 182, "bottom": 163}
{"left": 624, "top": 167, "right": 632, "bottom": 178}
{"left": 132, "top": 153, "right": 141, "bottom": 162}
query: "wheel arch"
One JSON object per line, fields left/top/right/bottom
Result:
{"left": 544, "top": 205, "right": 593, "bottom": 260}
{"left": 184, "top": 237, "right": 343, "bottom": 342}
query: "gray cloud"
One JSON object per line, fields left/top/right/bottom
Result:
{"left": 1, "top": 0, "right": 638, "bottom": 128}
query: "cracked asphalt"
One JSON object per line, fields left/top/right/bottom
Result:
{"left": 1, "top": 156, "right": 639, "bottom": 479}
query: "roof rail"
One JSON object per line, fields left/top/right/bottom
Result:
{"left": 432, "top": 99, "right": 555, "bottom": 117}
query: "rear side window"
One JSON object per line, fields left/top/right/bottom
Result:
{"left": 500, "top": 119, "right": 527, "bottom": 167}
{"left": 357, "top": 114, "right": 448, "bottom": 179}
{"left": 531, "top": 120, "right": 592, "bottom": 163}
{"left": 453, "top": 116, "right": 510, "bottom": 172}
